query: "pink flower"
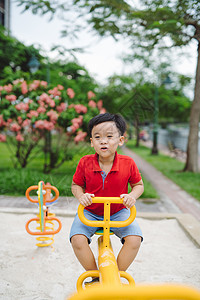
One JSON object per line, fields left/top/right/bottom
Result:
{"left": 27, "top": 110, "right": 39, "bottom": 118}
{"left": 39, "top": 93, "right": 51, "bottom": 103}
{"left": 49, "top": 100, "right": 55, "bottom": 107}
{"left": 72, "top": 116, "right": 83, "bottom": 126}
{"left": 56, "top": 102, "right": 66, "bottom": 113}
{"left": 15, "top": 103, "right": 29, "bottom": 112}
{"left": 47, "top": 110, "right": 58, "bottom": 123}
{"left": 40, "top": 81, "right": 48, "bottom": 87}
{"left": 100, "top": 108, "right": 106, "bottom": 114}
{"left": 5, "top": 94, "right": 17, "bottom": 102}
{"left": 74, "top": 131, "right": 87, "bottom": 143}
{"left": 0, "top": 134, "right": 6, "bottom": 142}
{"left": 88, "top": 100, "right": 96, "bottom": 108}
{"left": 78, "top": 115, "right": 83, "bottom": 124}
{"left": 74, "top": 105, "right": 82, "bottom": 114}
{"left": 16, "top": 133, "right": 24, "bottom": 142}
{"left": 70, "top": 123, "right": 79, "bottom": 133}
{"left": 74, "top": 104, "right": 87, "bottom": 114}
{"left": 81, "top": 105, "right": 87, "bottom": 114}
{"left": 44, "top": 120, "right": 55, "bottom": 131}
{"left": 70, "top": 116, "right": 83, "bottom": 133}
{"left": 10, "top": 123, "right": 21, "bottom": 132}
{"left": 35, "top": 120, "right": 45, "bottom": 130}
{"left": 29, "top": 80, "right": 40, "bottom": 91}
{"left": 21, "top": 81, "right": 28, "bottom": 94}
{"left": 6, "top": 119, "right": 13, "bottom": 125}
{"left": 68, "top": 104, "right": 74, "bottom": 109}
{"left": 87, "top": 91, "right": 95, "bottom": 100}
{"left": 37, "top": 106, "right": 46, "bottom": 114}
{"left": 17, "top": 117, "right": 23, "bottom": 125}
{"left": 57, "top": 84, "right": 64, "bottom": 90}
{"left": 48, "top": 87, "right": 61, "bottom": 97}
{"left": 35, "top": 120, "right": 55, "bottom": 131}
{"left": 67, "top": 88, "right": 75, "bottom": 99}
{"left": 4, "top": 84, "right": 13, "bottom": 93}
{"left": 12, "top": 79, "right": 23, "bottom": 85}
{"left": 22, "top": 119, "right": 31, "bottom": 127}
{"left": 97, "top": 100, "right": 103, "bottom": 110}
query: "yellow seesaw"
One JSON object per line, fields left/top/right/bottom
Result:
{"left": 68, "top": 197, "right": 200, "bottom": 300}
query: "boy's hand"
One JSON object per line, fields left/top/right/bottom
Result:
{"left": 120, "top": 194, "right": 136, "bottom": 208}
{"left": 78, "top": 193, "right": 94, "bottom": 207}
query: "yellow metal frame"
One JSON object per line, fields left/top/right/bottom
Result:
{"left": 68, "top": 197, "right": 200, "bottom": 300}
{"left": 69, "top": 284, "right": 200, "bottom": 300}
{"left": 76, "top": 197, "right": 136, "bottom": 290}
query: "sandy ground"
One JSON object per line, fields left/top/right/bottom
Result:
{"left": 0, "top": 213, "right": 200, "bottom": 300}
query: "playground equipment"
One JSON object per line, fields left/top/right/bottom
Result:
{"left": 76, "top": 197, "right": 136, "bottom": 290}
{"left": 68, "top": 197, "right": 200, "bottom": 300}
{"left": 25, "top": 181, "right": 62, "bottom": 247}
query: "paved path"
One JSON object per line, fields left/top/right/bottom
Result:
{"left": 123, "top": 147, "right": 200, "bottom": 221}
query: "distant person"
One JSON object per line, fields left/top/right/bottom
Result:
{"left": 69, "top": 113, "right": 144, "bottom": 285}
{"left": 139, "top": 130, "right": 149, "bottom": 141}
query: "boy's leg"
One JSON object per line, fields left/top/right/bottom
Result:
{"left": 71, "top": 234, "right": 98, "bottom": 271}
{"left": 110, "top": 209, "right": 143, "bottom": 271}
{"left": 117, "top": 235, "right": 141, "bottom": 271}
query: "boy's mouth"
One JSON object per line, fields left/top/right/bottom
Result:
{"left": 101, "top": 147, "right": 108, "bottom": 151}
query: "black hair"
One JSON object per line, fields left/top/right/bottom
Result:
{"left": 88, "top": 113, "right": 126, "bottom": 137}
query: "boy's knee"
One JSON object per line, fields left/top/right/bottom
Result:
{"left": 124, "top": 235, "right": 141, "bottom": 249}
{"left": 71, "top": 234, "right": 88, "bottom": 249}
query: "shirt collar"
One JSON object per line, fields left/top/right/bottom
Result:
{"left": 93, "top": 152, "right": 119, "bottom": 172}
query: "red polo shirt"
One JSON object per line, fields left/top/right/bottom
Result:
{"left": 73, "top": 152, "right": 142, "bottom": 216}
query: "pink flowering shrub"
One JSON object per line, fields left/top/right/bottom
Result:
{"left": 0, "top": 79, "right": 106, "bottom": 172}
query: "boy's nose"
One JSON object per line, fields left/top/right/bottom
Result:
{"left": 100, "top": 137, "right": 107, "bottom": 143}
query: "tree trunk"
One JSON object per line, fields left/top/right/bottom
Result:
{"left": 135, "top": 115, "right": 140, "bottom": 147}
{"left": 184, "top": 42, "right": 200, "bottom": 172}
{"left": 44, "top": 131, "right": 52, "bottom": 173}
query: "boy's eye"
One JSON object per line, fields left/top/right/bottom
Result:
{"left": 107, "top": 135, "right": 113, "bottom": 138}
{"left": 95, "top": 136, "right": 100, "bottom": 139}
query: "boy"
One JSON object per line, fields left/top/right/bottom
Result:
{"left": 70, "top": 113, "right": 144, "bottom": 284}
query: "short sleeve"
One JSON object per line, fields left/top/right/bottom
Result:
{"left": 128, "top": 159, "right": 142, "bottom": 185}
{"left": 73, "top": 157, "right": 86, "bottom": 187}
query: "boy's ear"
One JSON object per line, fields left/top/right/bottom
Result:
{"left": 90, "top": 138, "right": 94, "bottom": 147}
{"left": 119, "top": 136, "right": 124, "bottom": 146}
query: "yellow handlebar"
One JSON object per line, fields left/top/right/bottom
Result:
{"left": 78, "top": 197, "right": 136, "bottom": 228}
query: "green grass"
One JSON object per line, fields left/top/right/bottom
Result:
{"left": 0, "top": 142, "right": 93, "bottom": 196}
{"left": 126, "top": 140, "right": 200, "bottom": 202}
{"left": 0, "top": 141, "right": 158, "bottom": 198}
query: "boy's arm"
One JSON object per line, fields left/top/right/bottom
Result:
{"left": 120, "top": 179, "right": 144, "bottom": 208}
{"left": 71, "top": 181, "right": 94, "bottom": 207}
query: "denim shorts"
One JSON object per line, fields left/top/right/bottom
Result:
{"left": 69, "top": 208, "right": 143, "bottom": 244}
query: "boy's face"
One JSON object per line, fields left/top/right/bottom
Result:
{"left": 90, "top": 121, "right": 124, "bottom": 158}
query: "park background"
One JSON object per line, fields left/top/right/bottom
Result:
{"left": 1, "top": 1, "right": 200, "bottom": 299}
